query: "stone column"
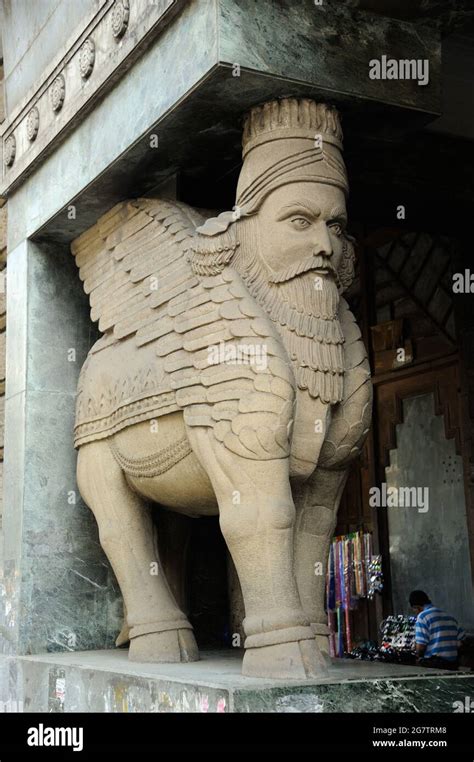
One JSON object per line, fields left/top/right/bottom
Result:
{"left": 0, "top": 239, "right": 122, "bottom": 656}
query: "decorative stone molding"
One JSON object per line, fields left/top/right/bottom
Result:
{"left": 0, "top": 0, "right": 185, "bottom": 196}
{"left": 4, "top": 136, "right": 16, "bottom": 168}
{"left": 50, "top": 75, "right": 66, "bottom": 113}
{"left": 111, "top": 0, "right": 130, "bottom": 39}
{"left": 26, "top": 107, "right": 40, "bottom": 142}
{"left": 79, "top": 39, "right": 96, "bottom": 79}
{"left": 375, "top": 358, "right": 462, "bottom": 469}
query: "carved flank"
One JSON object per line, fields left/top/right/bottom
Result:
{"left": 109, "top": 435, "right": 192, "bottom": 477}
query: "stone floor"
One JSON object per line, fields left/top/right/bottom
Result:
{"left": 16, "top": 647, "right": 471, "bottom": 686}
{"left": 1, "top": 649, "right": 473, "bottom": 712}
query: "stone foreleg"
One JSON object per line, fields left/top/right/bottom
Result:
{"left": 293, "top": 466, "right": 349, "bottom": 654}
{"left": 185, "top": 426, "right": 328, "bottom": 680}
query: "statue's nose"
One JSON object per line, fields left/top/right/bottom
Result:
{"left": 312, "top": 221, "right": 333, "bottom": 258}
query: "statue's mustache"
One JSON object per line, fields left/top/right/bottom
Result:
{"left": 269, "top": 254, "right": 337, "bottom": 284}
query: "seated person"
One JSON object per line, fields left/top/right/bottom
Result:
{"left": 409, "top": 589, "right": 465, "bottom": 670}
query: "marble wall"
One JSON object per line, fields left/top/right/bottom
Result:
{"left": 386, "top": 393, "right": 474, "bottom": 630}
{"left": 0, "top": 240, "right": 122, "bottom": 655}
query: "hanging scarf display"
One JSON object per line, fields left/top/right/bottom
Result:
{"left": 326, "top": 531, "right": 383, "bottom": 657}
{"left": 328, "top": 610, "right": 337, "bottom": 658}
{"left": 367, "top": 555, "right": 384, "bottom": 599}
{"left": 327, "top": 542, "right": 336, "bottom": 611}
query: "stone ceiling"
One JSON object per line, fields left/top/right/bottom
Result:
{"left": 358, "top": 0, "right": 474, "bottom": 35}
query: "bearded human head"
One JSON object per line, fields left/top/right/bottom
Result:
{"left": 191, "top": 97, "right": 355, "bottom": 293}
{"left": 189, "top": 98, "right": 356, "bottom": 406}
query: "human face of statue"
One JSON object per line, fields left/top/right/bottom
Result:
{"left": 255, "top": 182, "right": 348, "bottom": 279}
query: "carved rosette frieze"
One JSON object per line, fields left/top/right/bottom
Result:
{"left": 1, "top": 0, "right": 179, "bottom": 189}
{"left": 111, "top": 0, "right": 130, "bottom": 39}
{"left": 79, "top": 39, "right": 95, "bottom": 79}
{"left": 50, "top": 75, "right": 66, "bottom": 113}
{"left": 26, "top": 107, "right": 40, "bottom": 142}
{"left": 4, "top": 136, "right": 16, "bottom": 168}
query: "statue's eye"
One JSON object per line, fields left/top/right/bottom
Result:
{"left": 291, "top": 217, "right": 311, "bottom": 230}
{"left": 328, "top": 222, "right": 343, "bottom": 237}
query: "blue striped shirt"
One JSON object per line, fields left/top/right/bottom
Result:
{"left": 415, "top": 605, "right": 464, "bottom": 661}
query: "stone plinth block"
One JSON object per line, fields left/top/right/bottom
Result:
{"left": 1, "top": 650, "right": 473, "bottom": 713}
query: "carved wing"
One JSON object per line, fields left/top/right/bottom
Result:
{"left": 318, "top": 297, "right": 372, "bottom": 467}
{"left": 73, "top": 200, "right": 296, "bottom": 459}
{"left": 160, "top": 267, "right": 295, "bottom": 460}
{"left": 71, "top": 198, "right": 204, "bottom": 351}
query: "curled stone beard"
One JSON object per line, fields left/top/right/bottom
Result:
{"left": 233, "top": 217, "right": 344, "bottom": 404}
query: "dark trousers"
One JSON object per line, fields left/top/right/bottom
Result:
{"left": 419, "top": 655, "right": 458, "bottom": 671}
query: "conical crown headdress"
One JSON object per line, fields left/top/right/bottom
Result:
{"left": 236, "top": 98, "right": 348, "bottom": 215}
{"left": 192, "top": 99, "right": 350, "bottom": 275}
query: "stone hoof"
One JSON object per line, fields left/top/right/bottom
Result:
{"left": 311, "top": 623, "right": 331, "bottom": 665}
{"left": 128, "top": 628, "right": 199, "bottom": 663}
{"left": 242, "top": 638, "right": 328, "bottom": 680}
{"left": 314, "top": 633, "right": 330, "bottom": 657}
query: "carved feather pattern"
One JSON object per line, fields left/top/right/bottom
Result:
{"left": 73, "top": 200, "right": 296, "bottom": 459}
{"left": 72, "top": 199, "right": 202, "bottom": 339}
{"left": 319, "top": 297, "right": 372, "bottom": 468}
{"left": 231, "top": 246, "right": 345, "bottom": 403}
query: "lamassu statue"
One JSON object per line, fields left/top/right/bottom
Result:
{"left": 73, "top": 98, "right": 372, "bottom": 679}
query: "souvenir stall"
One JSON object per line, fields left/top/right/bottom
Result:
{"left": 326, "top": 532, "right": 416, "bottom": 663}
{"left": 326, "top": 531, "right": 381, "bottom": 657}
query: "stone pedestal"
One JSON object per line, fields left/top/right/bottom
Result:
{"left": 1, "top": 650, "right": 472, "bottom": 713}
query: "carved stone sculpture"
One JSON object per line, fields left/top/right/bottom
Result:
{"left": 73, "top": 98, "right": 372, "bottom": 679}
